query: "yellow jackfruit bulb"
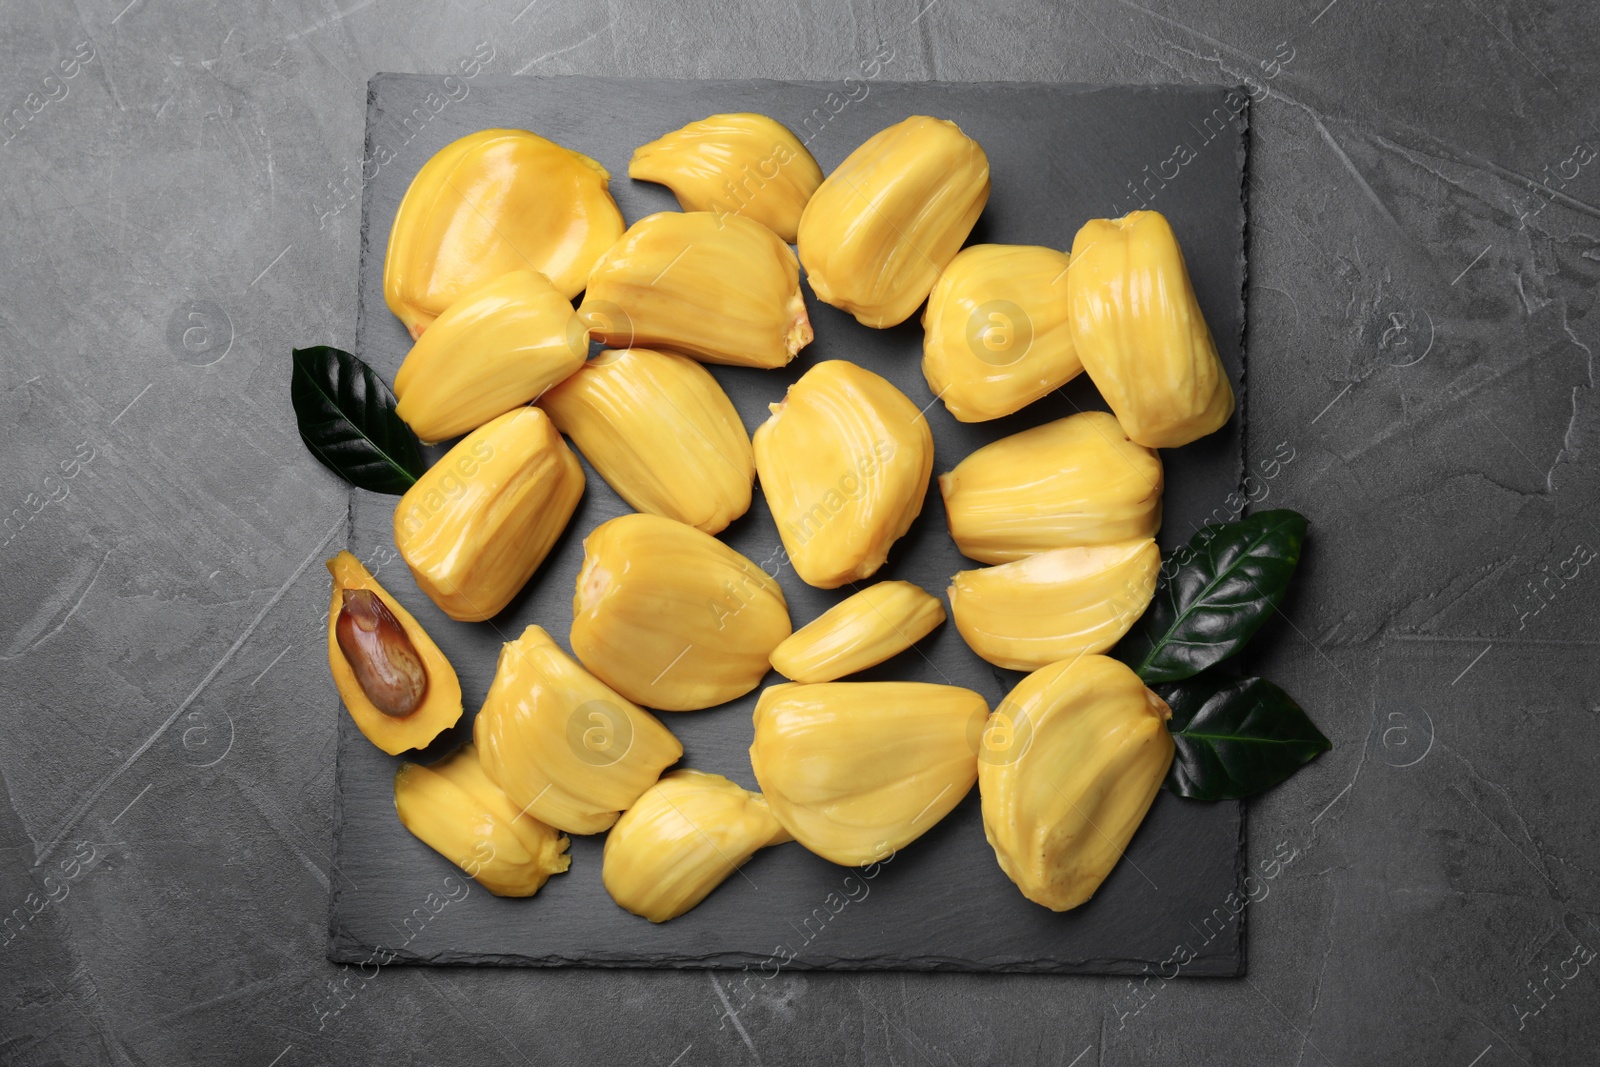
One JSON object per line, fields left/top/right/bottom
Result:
{"left": 628, "top": 113, "right": 823, "bottom": 243}
{"left": 940, "top": 411, "right": 1162, "bottom": 564}
{"left": 602, "top": 770, "right": 792, "bottom": 922}
{"left": 797, "top": 116, "right": 990, "bottom": 328}
{"left": 977, "top": 655, "right": 1173, "bottom": 911}
{"left": 578, "top": 211, "right": 812, "bottom": 369}
{"left": 393, "top": 270, "right": 586, "bottom": 443}
{"left": 753, "top": 360, "right": 934, "bottom": 589}
{"left": 540, "top": 348, "right": 754, "bottom": 534}
{"left": 384, "top": 128, "right": 624, "bottom": 338}
{"left": 751, "top": 681, "right": 989, "bottom": 866}
{"left": 921, "top": 244, "right": 1082, "bottom": 422}
{"left": 394, "top": 407, "right": 584, "bottom": 622}
{"left": 1067, "top": 210, "right": 1235, "bottom": 448}
{"left": 325, "top": 551, "right": 463, "bottom": 755}
{"left": 570, "top": 514, "right": 791, "bottom": 711}
{"left": 949, "top": 540, "right": 1159, "bottom": 671}
{"left": 394, "top": 745, "right": 571, "bottom": 897}
{"left": 769, "top": 580, "right": 946, "bottom": 683}
{"left": 473, "top": 625, "right": 684, "bottom": 835}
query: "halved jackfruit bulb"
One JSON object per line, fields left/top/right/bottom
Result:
{"left": 978, "top": 655, "right": 1173, "bottom": 911}
{"left": 384, "top": 128, "right": 624, "bottom": 338}
{"left": 602, "top": 770, "right": 791, "bottom": 922}
{"left": 473, "top": 625, "right": 683, "bottom": 835}
{"left": 949, "top": 540, "right": 1159, "bottom": 671}
{"left": 578, "top": 211, "right": 812, "bottom": 369}
{"left": 570, "top": 514, "right": 791, "bottom": 711}
{"left": 753, "top": 360, "right": 934, "bottom": 589}
{"left": 750, "top": 681, "right": 989, "bottom": 866}
{"left": 940, "top": 410, "right": 1162, "bottom": 564}
{"left": 921, "top": 244, "right": 1081, "bottom": 422}
{"left": 797, "top": 115, "right": 990, "bottom": 328}
{"left": 540, "top": 348, "right": 753, "bottom": 534}
{"left": 629, "top": 113, "right": 823, "bottom": 243}
{"left": 1067, "top": 210, "right": 1235, "bottom": 448}
{"left": 393, "top": 269, "right": 586, "bottom": 443}
{"left": 394, "top": 744, "right": 571, "bottom": 898}
{"left": 325, "top": 551, "right": 462, "bottom": 754}
{"left": 769, "top": 580, "right": 946, "bottom": 683}
{"left": 394, "top": 406, "right": 584, "bottom": 622}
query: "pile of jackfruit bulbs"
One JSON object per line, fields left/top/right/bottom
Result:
{"left": 325, "top": 113, "right": 1235, "bottom": 921}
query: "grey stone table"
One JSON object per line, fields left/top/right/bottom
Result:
{"left": 2, "top": 1, "right": 1595, "bottom": 1064}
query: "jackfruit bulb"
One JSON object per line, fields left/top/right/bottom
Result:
{"left": 602, "top": 769, "right": 791, "bottom": 922}
{"left": 797, "top": 116, "right": 990, "bottom": 328}
{"left": 570, "top": 514, "right": 791, "bottom": 711}
{"left": 769, "top": 580, "right": 946, "bottom": 683}
{"left": 750, "top": 681, "right": 989, "bottom": 866}
{"left": 949, "top": 539, "right": 1159, "bottom": 671}
{"left": 384, "top": 128, "right": 624, "bottom": 338}
{"left": 393, "top": 269, "right": 586, "bottom": 443}
{"left": 628, "top": 113, "right": 823, "bottom": 243}
{"left": 578, "top": 210, "right": 812, "bottom": 369}
{"left": 473, "top": 625, "right": 683, "bottom": 835}
{"left": 394, "top": 744, "right": 571, "bottom": 898}
{"left": 1067, "top": 210, "right": 1235, "bottom": 448}
{"left": 540, "top": 347, "right": 754, "bottom": 535}
{"left": 393, "top": 406, "right": 584, "bottom": 622}
{"left": 940, "top": 411, "right": 1161, "bottom": 564}
{"left": 978, "top": 655, "right": 1174, "bottom": 911}
{"left": 921, "top": 244, "right": 1081, "bottom": 422}
{"left": 754, "top": 360, "right": 934, "bottom": 589}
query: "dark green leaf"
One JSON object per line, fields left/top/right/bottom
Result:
{"left": 1116, "top": 509, "right": 1308, "bottom": 684}
{"left": 1161, "top": 674, "right": 1331, "bottom": 800}
{"left": 291, "top": 346, "right": 423, "bottom": 494}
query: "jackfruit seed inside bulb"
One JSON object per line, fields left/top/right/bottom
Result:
{"left": 335, "top": 588, "right": 428, "bottom": 717}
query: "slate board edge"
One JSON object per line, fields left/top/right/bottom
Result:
{"left": 327, "top": 74, "right": 1252, "bottom": 976}
{"left": 325, "top": 935, "right": 1243, "bottom": 977}
{"left": 323, "top": 75, "right": 389, "bottom": 965}
{"left": 369, "top": 70, "right": 1261, "bottom": 102}
{"left": 1231, "top": 94, "right": 1253, "bottom": 982}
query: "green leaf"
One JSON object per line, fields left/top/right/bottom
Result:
{"left": 1161, "top": 674, "right": 1331, "bottom": 800}
{"left": 1116, "top": 509, "right": 1308, "bottom": 684}
{"left": 291, "top": 346, "right": 423, "bottom": 495}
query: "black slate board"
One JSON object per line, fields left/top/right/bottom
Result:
{"left": 329, "top": 74, "right": 1249, "bottom": 975}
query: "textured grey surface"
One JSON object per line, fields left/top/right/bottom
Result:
{"left": 332, "top": 76, "right": 1246, "bottom": 975}
{"left": 0, "top": 0, "right": 1595, "bottom": 1062}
